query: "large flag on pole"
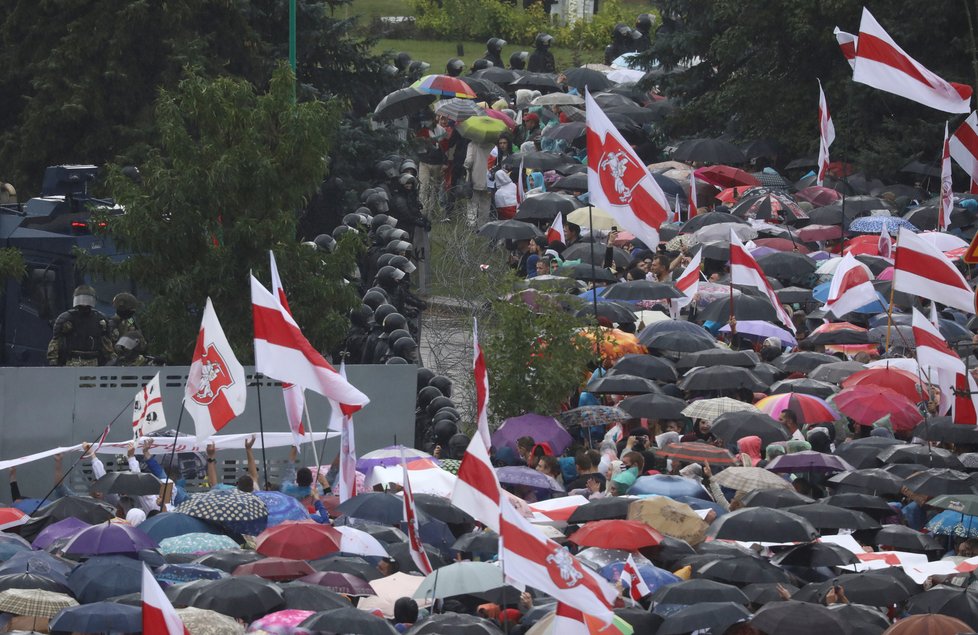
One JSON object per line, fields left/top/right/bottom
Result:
{"left": 133, "top": 372, "right": 167, "bottom": 439}
{"left": 329, "top": 362, "right": 357, "bottom": 503}
{"left": 817, "top": 81, "right": 835, "bottom": 186}
{"left": 401, "top": 450, "right": 433, "bottom": 574}
{"left": 940, "top": 122, "right": 954, "bottom": 232}
{"left": 834, "top": 27, "right": 857, "bottom": 69}
{"left": 251, "top": 275, "right": 369, "bottom": 414}
{"left": 913, "top": 307, "right": 961, "bottom": 415}
{"left": 821, "top": 253, "right": 878, "bottom": 318}
{"left": 729, "top": 229, "right": 796, "bottom": 332}
{"left": 851, "top": 7, "right": 972, "bottom": 113}
{"left": 185, "top": 299, "right": 247, "bottom": 442}
{"left": 586, "top": 89, "right": 670, "bottom": 248}
{"left": 950, "top": 112, "right": 978, "bottom": 193}
{"left": 954, "top": 372, "right": 978, "bottom": 425}
{"left": 499, "top": 499, "right": 617, "bottom": 624}
{"left": 142, "top": 564, "right": 190, "bottom": 635}
{"left": 893, "top": 227, "right": 975, "bottom": 314}
{"left": 270, "top": 251, "right": 307, "bottom": 448}
{"left": 472, "top": 320, "right": 491, "bottom": 447}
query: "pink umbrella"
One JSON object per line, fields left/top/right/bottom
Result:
{"left": 484, "top": 109, "right": 516, "bottom": 131}
{"left": 250, "top": 610, "right": 314, "bottom": 631}
{"left": 877, "top": 266, "right": 894, "bottom": 281}
{"left": 796, "top": 186, "right": 842, "bottom": 206}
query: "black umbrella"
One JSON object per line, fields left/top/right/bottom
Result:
{"left": 676, "top": 348, "right": 756, "bottom": 370}
{"left": 828, "top": 468, "right": 903, "bottom": 495}
{"left": 557, "top": 263, "right": 618, "bottom": 283}
{"left": 0, "top": 572, "right": 70, "bottom": 595}
{"left": 698, "top": 294, "right": 779, "bottom": 323}
{"left": 808, "top": 361, "right": 866, "bottom": 384}
{"left": 678, "top": 366, "right": 767, "bottom": 392}
{"left": 336, "top": 493, "right": 404, "bottom": 526}
{"left": 710, "top": 410, "right": 790, "bottom": 446}
{"left": 567, "top": 497, "right": 632, "bottom": 523}
{"left": 740, "top": 488, "right": 814, "bottom": 508}
{"left": 833, "top": 437, "right": 899, "bottom": 470}
{"left": 189, "top": 576, "right": 286, "bottom": 622}
{"left": 770, "top": 379, "right": 838, "bottom": 399}
{"left": 643, "top": 330, "right": 717, "bottom": 353}
{"left": 783, "top": 503, "right": 880, "bottom": 531}
{"left": 373, "top": 87, "right": 438, "bottom": 121}
{"left": 603, "top": 280, "right": 684, "bottom": 302}
{"left": 193, "top": 550, "right": 264, "bottom": 574}
{"left": 280, "top": 581, "right": 351, "bottom": 611}
{"left": 587, "top": 373, "right": 660, "bottom": 395}
{"left": 794, "top": 572, "right": 914, "bottom": 605}
{"left": 456, "top": 76, "right": 508, "bottom": 102}
{"left": 656, "top": 602, "right": 751, "bottom": 635}
{"left": 874, "top": 524, "right": 942, "bottom": 552}
{"left": 611, "top": 354, "right": 678, "bottom": 382}
{"left": 476, "top": 219, "right": 542, "bottom": 241}
{"left": 0, "top": 552, "right": 74, "bottom": 581}
{"left": 413, "top": 494, "right": 473, "bottom": 525}
{"left": 618, "top": 393, "right": 687, "bottom": 420}
{"left": 775, "top": 352, "right": 839, "bottom": 374}
{"left": 881, "top": 445, "right": 964, "bottom": 470}
{"left": 904, "top": 202, "right": 973, "bottom": 230}
{"left": 707, "top": 508, "right": 819, "bottom": 543}
{"left": 751, "top": 600, "right": 849, "bottom": 635}
{"left": 807, "top": 328, "right": 871, "bottom": 346}
{"left": 732, "top": 192, "right": 808, "bottom": 222}
{"left": 696, "top": 555, "right": 793, "bottom": 585}
{"left": 776, "top": 286, "right": 814, "bottom": 304}
{"left": 561, "top": 67, "right": 615, "bottom": 92}
{"left": 680, "top": 211, "right": 749, "bottom": 234}
{"left": 907, "top": 585, "right": 978, "bottom": 630}
{"left": 510, "top": 73, "right": 561, "bottom": 93}
{"left": 519, "top": 151, "right": 573, "bottom": 171}
{"left": 742, "top": 582, "right": 799, "bottom": 605}
{"left": 771, "top": 541, "right": 860, "bottom": 567}
{"left": 673, "top": 138, "right": 746, "bottom": 164}
{"left": 451, "top": 530, "right": 499, "bottom": 555}
{"left": 604, "top": 102, "right": 663, "bottom": 125}
{"left": 544, "top": 122, "right": 588, "bottom": 149}
{"left": 336, "top": 519, "right": 408, "bottom": 545}
{"left": 310, "top": 556, "right": 382, "bottom": 581}
{"left": 903, "top": 468, "right": 977, "bottom": 497}
{"left": 822, "top": 493, "right": 895, "bottom": 519}
{"left": 756, "top": 252, "right": 817, "bottom": 286}
{"left": 91, "top": 471, "right": 162, "bottom": 496}
{"left": 639, "top": 317, "right": 714, "bottom": 342}
{"left": 826, "top": 603, "right": 889, "bottom": 634}
{"left": 513, "top": 192, "right": 579, "bottom": 222}
{"left": 407, "top": 613, "right": 503, "bottom": 634}
{"left": 21, "top": 497, "right": 116, "bottom": 542}
{"left": 575, "top": 302, "right": 637, "bottom": 324}
{"left": 552, "top": 171, "right": 589, "bottom": 189}
{"left": 650, "top": 578, "right": 750, "bottom": 605}
{"left": 68, "top": 556, "right": 143, "bottom": 603}
{"left": 49, "top": 602, "right": 141, "bottom": 633}
{"left": 301, "top": 606, "right": 397, "bottom": 635}
{"left": 651, "top": 172, "right": 687, "bottom": 200}
{"left": 387, "top": 542, "right": 450, "bottom": 574}
{"left": 165, "top": 580, "right": 212, "bottom": 607}
{"left": 470, "top": 67, "right": 519, "bottom": 84}
{"left": 561, "top": 241, "right": 632, "bottom": 268}
{"left": 914, "top": 416, "right": 978, "bottom": 444}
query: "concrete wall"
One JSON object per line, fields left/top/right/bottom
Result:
{"left": 0, "top": 364, "right": 417, "bottom": 500}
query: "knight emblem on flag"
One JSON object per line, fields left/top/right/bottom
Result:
{"left": 596, "top": 137, "right": 644, "bottom": 204}
{"left": 190, "top": 344, "right": 235, "bottom": 406}
{"left": 546, "top": 546, "right": 584, "bottom": 588}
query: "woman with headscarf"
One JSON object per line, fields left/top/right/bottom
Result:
{"left": 736, "top": 436, "right": 762, "bottom": 466}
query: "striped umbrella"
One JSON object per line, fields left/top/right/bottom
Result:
{"left": 754, "top": 393, "right": 839, "bottom": 425}
{"left": 658, "top": 442, "right": 738, "bottom": 466}
{"left": 413, "top": 74, "right": 477, "bottom": 99}
{"left": 433, "top": 98, "right": 484, "bottom": 121}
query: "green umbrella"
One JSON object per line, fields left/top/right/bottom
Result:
{"left": 412, "top": 562, "right": 506, "bottom": 600}
{"left": 929, "top": 495, "right": 978, "bottom": 516}
{"left": 457, "top": 116, "right": 509, "bottom": 144}
{"left": 160, "top": 533, "right": 240, "bottom": 555}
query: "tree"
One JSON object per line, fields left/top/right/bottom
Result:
{"left": 644, "top": 0, "right": 975, "bottom": 180}
{"left": 86, "top": 64, "right": 360, "bottom": 363}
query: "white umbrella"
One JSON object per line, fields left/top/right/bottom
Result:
{"left": 694, "top": 223, "right": 758, "bottom": 243}
{"left": 364, "top": 459, "right": 457, "bottom": 497}
{"left": 917, "top": 231, "right": 968, "bottom": 252}
{"left": 334, "top": 526, "right": 389, "bottom": 558}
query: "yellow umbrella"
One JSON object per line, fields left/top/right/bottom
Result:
{"left": 628, "top": 496, "right": 709, "bottom": 545}
{"left": 567, "top": 205, "right": 617, "bottom": 230}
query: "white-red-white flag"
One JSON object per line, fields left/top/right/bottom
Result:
{"left": 401, "top": 450, "right": 433, "bottom": 574}
{"left": 185, "top": 298, "right": 247, "bottom": 442}
{"left": 92, "top": 424, "right": 111, "bottom": 455}
{"left": 670, "top": 249, "right": 702, "bottom": 319}
{"left": 729, "top": 229, "right": 796, "bottom": 332}
{"left": 954, "top": 372, "right": 978, "bottom": 425}
{"left": 894, "top": 227, "right": 975, "bottom": 314}
{"left": 270, "top": 251, "right": 307, "bottom": 448}
{"left": 822, "top": 253, "right": 878, "bottom": 318}
{"left": 472, "top": 319, "right": 491, "bottom": 447}
{"left": 950, "top": 112, "right": 978, "bottom": 194}
{"left": 251, "top": 275, "right": 369, "bottom": 414}
{"left": 940, "top": 122, "right": 954, "bottom": 231}
{"left": 132, "top": 372, "right": 167, "bottom": 439}
{"left": 142, "top": 563, "right": 190, "bottom": 635}
{"left": 913, "top": 307, "right": 960, "bottom": 415}
{"left": 546, "top": 213, "right": 565, "bottom": 244}
{"left": 586, "top": 89, "right": 670, "bottom": 248}
{"left": 878, "top": 225, "right": 893, "bottom": 261}
{"left": 834, "top": 27, "right": 857, "bottom": 69}
{"left": 688, "top": 172, "right": 699, "bottom": 220}
{"left": 551, "top": 603, "right": 591, "bottom": 635}
{"left": 817, "top": 81, "right": 836, "bottom": 187}
{"left": 516, "top": 158, "right": 525, "bottom": 206}
{"left": 330, "top": 362, "right": 357, "bottom": 503}
{"left": 620, "top": 553, "right": 651, "bottom": 601}
{"left": 851, "top": 8, "right": 973, "bottom": 113}
{"left": 499, "top": 499, "right": 617, "bottom": 625}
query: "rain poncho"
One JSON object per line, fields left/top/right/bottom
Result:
{"left": 736, "top": 436, "right": 762, "bottom": 466}
{"left": 493, "top": 170, "right": 517, "bottom": 219}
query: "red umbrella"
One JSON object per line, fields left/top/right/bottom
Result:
{"left": 694, "top": 165, "right": 761, "bottom": 188}
{"left": 568, "top": 520, "right": 663, "bottom": 550}
{"left": 0, "top": 508, "right": 28, "bottom": 531}
{"left": 233, "top": 557, "right": 315, "bottom": 581}
{"left": 841, "top": 367, "right": 927, "bottom": 402}
{"left": 833, "top": 386, "right": 923, "bottom": 431}
{"left": 844, "top": 235, "right": 881, "bottom": 256}
{"left": 797, "top": 224, "right": 842, "bottom": 242}
{"left": 484, "top": 108, "right": 516, "bottom": 131}
{"left": 796, "top": 186, "right": 842, "bottom": 206}
{"left": 753, "top": 238, "right": 810, "bottom": 254}
{"left": 716, "top": 185, "right": 757, "bottom": 203}
{"left": 255, "top": 521, "right": 342, "bottom": 560}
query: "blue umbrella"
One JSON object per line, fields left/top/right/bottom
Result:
{"left": 812, "top": 281, "right": 887, "bottom": 314}
{"left": 0, "top": 552, "right": 74, "bottom": 584}
{"left": 255, "top": 491, "right": 311, "bottom": 527}
{"left": 629, "top": 475, "right": 709, "bottom": 499}
{"left": 673, "top": 495, "right": 727, "bottom": 517}
{"left": 50, "top": 601, "right": 141, "bottom": 633}
{"left": 599, "top": 561, "right": 680, "bottom": 593}
{"left": 848, "top": 216, "right": 919, "bottom": 234}
{"left": 140, "top": 512, "right": 222, "bottom": 542}
{"left": 11, "top": 499, "right": 44, "bottom": 515}
{"left": 0, "top": 541, "right": 31, "bottom": 562}
{"left": 154, "top": 563, "right": 228, "bottom": 584}
{"left": 67, "top": 555, "right": 143, "bottom": 603}
{"left": 926, "top": 509, "right": 978, "bottom": 537}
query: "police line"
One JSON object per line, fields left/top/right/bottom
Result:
{"left": 0, "top": 431, "right": 333, "bottom": 472}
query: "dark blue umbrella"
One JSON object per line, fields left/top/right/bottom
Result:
{"left": 63, "top": 521, "right": 158, "bottom": 556}
{"left": 50, "top": 601, "right": 141, "bottom": 633}
{"left": 335, "top": 493, "right": 404, "bottom": 526}
{"left": 0, "top": 540, "right": 31, "bottom": 562}
{"left": 496, "top": 467, "right": 565, "bottom": 492}
{"left": 154, "top": 563, "right": 228, "bottom": 584}
{"left": 67, "top": 556, "right": 143, "bottom": 603}
{"left": 140, "top": 512, "right": 222, "bottom": 542}
{"left": 255, "top": 491, "right": 311, "bottom": 527}
{"left": 0, "top": 572, "right": 72, "bottom": 595}
{"left": 629, "top": 475, "right": 709, "bottom": 498}
{"left": 0, "top": 552, "right": 74, "bottom": 583}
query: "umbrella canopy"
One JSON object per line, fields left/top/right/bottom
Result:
{"left": 706, "top": 507, "right": 818, "bottom": 542}
{"left": 255, "top": 521, "right": 342, "bottom": 561}
{"left": 914, "top": 417, "right": 978, "bottom": 444}
{"left": 567, "top": 497, "right": 632, "bottom": 523}
{"left": 176, "top": 606, "right": 244, "bottom": 635}
{"left": 772, "top": 541, "right": 860, "bottom": 567}
{"left": 696, "top": 556, "right": 793, "bottom": 585}
{"left": 741, "top": 488, "right": 814, "bottom": 508}
{"left": 682, "top": 397, "right": 760, "bottom": 422}
{"left": 301, "top": 606, "right": 397, "bottom": 634}
{"left": 0, "top": 551, "right": 74, "bottom": 582}
{"left": 821, "top": 492, "right": 894, "bottom": 518}
{"left": 809, "top": 361, "right": 867, "bottom": 384}
{"left": 828, "top": 468, "right": 903, "bottom": 495}
{"left": 643, "top": 330, "right": 717, "bottom": 353}
{"left": 874, "top": 525, "right": 943, "bottom": 551}
{"left": 280, "top": 582, "right": 350, "bottom": 611}
{"left": 373, "top": 86, "right": 440, "bottom": 121}
{"left": 0, "top": 588, "right": 77, "bottom": 619}
{"left": 491, "top": 413, "right": 572, "bottom": 455}
{"left": 556, "top": 405, "right": 630, "bottom": 429}
{"left": 299, "top": 570, "right": 374, "bottom": 595}
{"left": 795, "top": 571, "right": 916, "bottom": 605}
{"left": 0, "top": 572, "right": 70, "bottom": 595}
{"left": 884, "top": 614, "right": 972, "bottom": 635}
{"left": 568, "top": 520, "right": 663, "bottom": 550}
{"left": 711, "top": 410, "right": 790, "bottom": 446}
{"left": 188, "top": 576, "right": 286, "bottom": 621}
{"left": 694, "top": 165, "right": 760, "bottom": 188}
{"left": 713, "top": 466, "right": 792, "bottom": 492}
{"left": 926, "top": 509, "right": 978, "bottom": 537}
{"left": 903, "top": 469, "right": 978, "bottom": 497}
{"left": 174, "top": 490, "right": 269, "bottom": 537}
{"left": 155, "top": 564, "right": 228, "bottom": 585}
{"left": 776, "top": 351, "right": 840, "bottom": 374}
{"left": 30, "top": 517, "right": 90, "bottom": 551}
{"left": 407, "top": 613, "right": 504, "bottom": 635}
{"left": 674, "top": 139, "right": 746, "bottom": 164}
{"left": 650, "top": 578, "right": 749, "bottom": 605}
{"left": 496, "top": 467, "right": 564, "bottom": 493}
{"left": 783, "top": 503, "right": 880, "bottom": 531}
{"left": 140, "top": 512, "right": 222, "bottom": 542}
{"left": 676, "top": 348, "right": 757, "bottom": 371}
{"left": 880, "top": 444, "right": 963, "bottom": 469}
{"left": 659, "top": 442, "right": 738, "bottom": 466}
{"left": 842, "top": 367, "right": 927, "bottom": 401}
{"left": 21, "top": 496, "right": 116, "bottom": 541}
{"left": 158, "top": 533, "right": 240, "bottom": 555}
{"left": 907, "top": 585, "right": 978, "bottom": 629}
{"left": 433, "top": 97, "right": 484, "bottom": 121}
{"left": 50, "top": 601, "right": 141, "bottom": 633}
{"left": 194, "top": 550, "right": 264, "bottom": 574}
{"left": 588, "top": 373, "right": 660, "bottom": 395}
{"left": 514, "top": 192, "right": 580, "bottom": 222}
{"left": 412, "top": 561, "right": 505, "bottom": 600}
{"left": 618, "top": 393, "right": 687, "bottom": 420}
{"left": 603, "top": 280, "right": 684, "bottom": 302}
{"left": 610, "top": 355, "right": 678, "bottom": 382}
{"left": 751, "top": 600, "right": 849, "bottom": 635}
{"left": 413, "top": 74, "right": 477, "bottom": 99}
{"left": 656, "top": 602, "right": 750, "bottom": 635}
{"left": 63, "top": 521, "right": 157, "bottom": 556}
{"left": 233, "top": 557, "right": 315, "bottom": 582}
{"left": 627, "top": 497, "right": 709, "bottom": 545}
{"left": 91, "top": 471, "right": 162, "bottom": 496}
{"left": 765, "top": 451, "right": 855, "bottom": 474}
{"left": 476, "top": 219, "right": 542, "bottom": 241}
{"left": 678, "top": 365, "right": 767, "bottom": 392}
{"left": 755, "top": 392, "right": 839, "bottom": 425}
{"left": 67, "top": 555, "right": 143, "bottom": 603}
{"left": 451, "top": 530, "right": 499, "bottom": 555}
{"left": 770, "top": 378, "right": 838, "bottom": 399}
{"left": 335, "top": 493, "right": 404, "bottom": 526}
{"left": 457, "top": 116, "right": 509, "bottom": 144}
{"left": 698, "top": 293, "right": 779, "bottom": 323}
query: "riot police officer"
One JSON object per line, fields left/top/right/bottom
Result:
{"left": 47, "top": 285, "right": 114, "bottom": 366}
{"left": 528, "top": 33, "right": 556, "bottom": 73}
{"left": 483, "top": 38, "right": 506, "bottom": 69}
{"left": 634, "top": 13, "right": 653, "bottom": 51}
{"left": 109, "top": 292, "right": 146, "bottom": 356}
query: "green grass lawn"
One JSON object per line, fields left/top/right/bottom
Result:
{"left": 347, "top": 0, "right": 651, "bottom": 19}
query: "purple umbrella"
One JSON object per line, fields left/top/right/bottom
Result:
{"left": 31, "top": 517, "right": 90, "bottom": 551}
{"left": 63, "top": 521, "right": 158, "bottom": 556}
{"left": 765, "top": 451, "right": 855, "bottom": 474}
{"left": 496, "top": 467, "right": 565, "bottom": 492}
{"left": 491, "top": 414, "right": 573, "bottom": 455}
{"left": 298, "top": 571, "right": 374, "bottom": 596}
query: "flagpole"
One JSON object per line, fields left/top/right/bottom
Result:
{"left": 883, "top": 282, "right": 897, "bottom": 354}
{"left": 588, "top": 204, "right": 605, "bottom": 373}
{"left": 302, "top": 394, "right": 320, "bottom": 470}
{"left": 164, "top": 406, "right": 185, "bottom": 491}
{"left": 254, "top": 373, "right": 270, "bottom": 486}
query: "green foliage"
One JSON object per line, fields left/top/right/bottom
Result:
{"left": 483, "top": 293, "right": 593, "bottom": 420}
{"left": 90, "top": 64, "right": 360, "bottom": 363}
{"left": 413, "top": 0, "right": 636, "bottom": 50}
{"left": 0, "top": 248, "right": 24, "bottom": 281}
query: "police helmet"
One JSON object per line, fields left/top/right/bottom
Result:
{"left": 429, "top": 376, "right": 453, "bottom": 398}
{"left": 446, "top": 58, "right": 465, "bottom": 77}
{"left": 400, "top": 159, "right": 418, "bottom": 175}
{"left": 417, "top": 367, "right": 436, "bottom": 392}
{"left": 350, "top": 305, "right": 373, "bottom": 327}
{"left": 535, "top": 33, "right": 554, "bottom": 48}
{"left": 386, "top": 357, "right": 408, "bottom": 364}
{"left": 387, "top": 329, "right": 412, "bottom": 344}
{"left": 373, "top": 303, "right": 398, "bottom": 326}
{"left": 332, "top": 225, "right": 356, "bottom": 240}
{"left": 509, "top": 51, "right": 528, "bottom": 69}
{"left": 394, "top": 52, "right": 412, "bottom": 71}
{"left": 427, "top": 396, "right": 455, "bottom": 417}
{"left": 377, "top": 253, "right": 396, "bottom": 270}
{"left": 313, "top": 233, "right": 337, "bottom": 252}
{"left": 389, "top": 255, "right": 417, "bottom": 275}
{"left": 418, "top": 385, "right": 443, "bottom": 407}
{"left": 366, "top": 193, "right": 390, "bottom": 214}
{"left": 471, "top": 59, "right": 493, "bottom": 71}
{"left": 362, "top": 290, "right": 387, "bottom": 311}
{"left": 112, "top": 292, "right": 140, "bottom": 313}
{"left": 487, "top": 37, "right": 507, "bottom": 53}
{"left": 73, "top": 285, "right": 97, "bottom": 308}
{"left": 382, "top": 312, "right": 408, "bottom": 333}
